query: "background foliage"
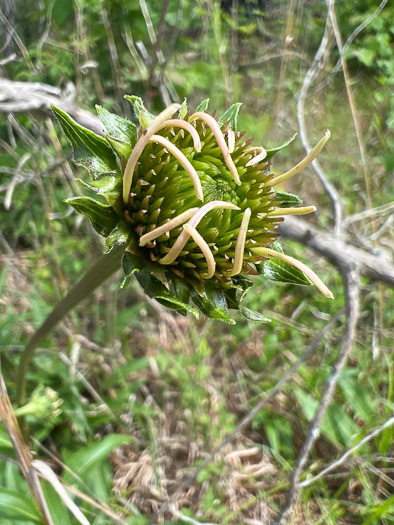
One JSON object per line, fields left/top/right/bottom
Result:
{"left": 0, "top": 0, "right": 393, "bottom": 523}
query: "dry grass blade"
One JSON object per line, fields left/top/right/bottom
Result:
{"left": 0, "top": 366, "right": 54, "bottom": 525}
{"left": 32, "top": 460, "right": 91, "bottom": 525}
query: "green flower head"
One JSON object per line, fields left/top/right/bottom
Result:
{"left": 53, "top": 97, "right": 332, "bottom": 323}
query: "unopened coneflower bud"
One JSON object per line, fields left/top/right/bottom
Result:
{"left": 54, "top": 97, "right": 333, "bottom": 322}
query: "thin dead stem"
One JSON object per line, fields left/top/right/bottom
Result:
{"left": 296, "top": 3, "right": 343, "bottom": 236}
{"left": 274, "top": 263, "right": 360, "bottom": 524}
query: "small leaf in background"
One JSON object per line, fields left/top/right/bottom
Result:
{"left": 272, "top": 191, "right": 303, "bottom": 208}
{"left": 66, "top": 196, "right": 119, "bottom": 236}
{"left": 265, "top": 132, "right": 298, "bottom": 161}
{"left": 294, "top": 388, "right": 360, "bottom": 448}
{"left": 51, "top": 106, "right": 118, "bottom": 179}
{"left": 124, "top": 95, "right": 155, "bottom": 129}
{"left": 0, "top": 488, "right": 42, "bottom": 523}
{"left": 260, "top": 242, "right": 311, "bottom": 286}
{"left": 338, "top": 369, "right": 377, "bottom": 424}
{"left": 192, "top": 284, "right": 235, "bottom": 324}
{"left": 218, "top": 103, "right": 242, "bottom": 130}
{"left": 195, "top": 98, "right": 209, "bottom": 112}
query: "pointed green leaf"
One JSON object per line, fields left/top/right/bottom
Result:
{"left": 192, "top": 284, "right": 235, "bottom": 324}
{"left": 121, "top": 250, "right": 146, "bottom": 288}
{"left": 195, "top": 98, "right": 209, "bottom": 112}
{"left": 66, "top": 196, "right": 119, "bottom": 236}
{"left": 259, "top": 242, "right": 311, "bottom": 286}
{"left": 105, "top": 221, "right": 130, "bottom": 253}
{"left": 265, "top": 132, "right": 298, "bottom": 161}
{"left": 272, "top": 191, "right": 302, "bottom": 207}
{"left": 218, "top": 103, "right": 242, "bottom": 130}
{"left": 76, "top": 175, "right": 123, "bottom": 214}
{"left": 96, "top": 105, "right": 137, "bottom": 146}
{"left": 51, "top": 105, "right": 118, "bottom": 179}
{"left": 136, "top": 270, "right": 199, "bottom": 318}
{"left": 124, "top": 95, "right": 155, "bottom": 129}
{"left": 77, "top": 174, "right": 122, "bottom": 194}
{"left": 0, "top": 488, "right": 41, "bottom": 523}
{"left": 179, "top": 98, "right": 188, "bottom": 119}
{"left": 261, "top": 258, "right": 312, "bottom": 286}
{"left": 105, "top": 134, "right": 133, "bottom": 162}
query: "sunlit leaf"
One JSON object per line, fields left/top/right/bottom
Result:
{"left": 192, "top": 284, "right": 235, "bottom": 324}
{"left": 124, "top": 95, "right": 154, "bottom": 129}
{"left": 218, "top": 103, "right": 242, "bottom": 130}
{"left": 195, "top": 98, "right": 209, "bottom": 112}
{"left": 51, "top": 106, "right": 118, "bottom": 179}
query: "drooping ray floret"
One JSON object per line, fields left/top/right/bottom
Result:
{"left": 53, "top": 97, "right": 333, "bottom": 323}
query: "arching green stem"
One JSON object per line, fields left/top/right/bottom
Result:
{"left": 16, "top": 244, "right": 125, "bottom": 407}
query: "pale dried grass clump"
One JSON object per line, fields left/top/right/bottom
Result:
{"left": 112, "top": 390, "right": 283, "bottom": 523}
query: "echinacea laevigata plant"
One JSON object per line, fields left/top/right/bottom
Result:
{"left": 52, "top": 97, "right": 333, "bottom": 324}
{"left": 16, "top": 97, "right": 334, "bottom": 406}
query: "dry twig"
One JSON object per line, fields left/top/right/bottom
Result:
{"left": 274, "top": 263, "right": 360, "bottom": 523}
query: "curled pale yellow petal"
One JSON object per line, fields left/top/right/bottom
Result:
{"left": 228, "top": 208, "right": 251, "bottom": 276}
{"left": 245, "top": 146, "right": 267, "bottom": 167}
{"left": 122, "top": 103, "right": 181, "bottom": 203}
{"left": 183, "top": 224, "right": 216, "bottom": 279}
{"left": 159, "top": 200, "right": 239, "bottom": 265}
{"left": 267, "top": 206, "right": 317, "bottom": 216}
{"left": 228, "top": 129, "right": 235, "bottom": 153}
{"left": 148, "top": 135, "right": 203, "bottom": 201}
{"left": 252, "top": 246, "right": 334, "bottom": 299}
{"left": 270, "top": 130, "right": 331, "bottom": 186}
{"left": 158, "top": 119, "right": 201, "bottom": 152}
{"left": 139, "top": 207, "right": 200, "bottom": 246}
{"left": 189, "top": 112, "right": 241, "bottom": 185}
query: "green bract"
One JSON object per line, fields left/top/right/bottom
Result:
{"left": 53, "top": 97, "right": 332, "bottom": 323}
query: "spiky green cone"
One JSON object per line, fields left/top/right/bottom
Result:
{"left": 53, "top": 98, "right": 332, "bottom": 323}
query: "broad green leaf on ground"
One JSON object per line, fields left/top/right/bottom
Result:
{"left": 63, "top": 434, "right": 131, "bottom": 483}
{"left": 0, "top": 488, "right": 42, "bottom": 523}
{"left": 41, "top": 482, "right": 73, "bottom": 525}
{"left": 294, "top": 388, "right": 361, "bottom": 447}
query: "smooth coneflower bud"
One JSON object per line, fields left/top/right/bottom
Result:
{"left": 53, "top": 97, "right": 333, "bottom": 322}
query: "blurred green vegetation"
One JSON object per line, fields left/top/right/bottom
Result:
{"left": 0, "top": 0, "right": 393, "bottom": 523}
